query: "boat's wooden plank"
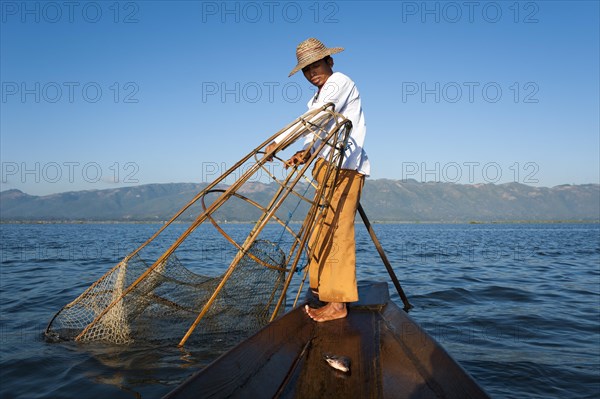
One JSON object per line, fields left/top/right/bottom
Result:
{"left": 305, "top": 280, "right": 390, "bottom": 307}
{"left": 354, "top": 280, "right": 390, "bottom": 306}
{"left": 379, "top": 324, "right": 439, "bottom": 399}
{"left": 380, "top": 301, "right": 490, "bottom": 399}
{"left": 164, "top": 282, "right": 490, "bottom": 399}
{"left": 278, "top": 308, "right": 382, "bottom": 398}
{"left": 163, "top": 305, "right": 314, "bottom": 399}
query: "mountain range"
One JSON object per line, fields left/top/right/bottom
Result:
{"left": 1, "top": 180, "right": 598, "bottom": 222}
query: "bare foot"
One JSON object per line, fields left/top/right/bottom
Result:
{"left": 305, "top": 302, "right": 347, "bottom": 322}
{"left": 304, "top": 303, "right": 327, "bottom": 317}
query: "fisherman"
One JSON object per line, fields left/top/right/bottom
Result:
{"left": 266, "top": 38, "right": 369, "bottom": 322}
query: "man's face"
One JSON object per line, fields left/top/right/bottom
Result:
{"left": 302, "top": 57, "right": 333, "bottom": 89}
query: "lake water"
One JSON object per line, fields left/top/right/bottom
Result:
{"left": 0, "top": 223, "right": 598, "bottom": 398}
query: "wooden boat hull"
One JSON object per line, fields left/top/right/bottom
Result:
{"left": 164, "top": 281, "right": 490, "bottom": 398}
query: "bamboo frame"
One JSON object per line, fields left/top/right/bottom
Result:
{"left": 70, "top": 104, "right": 343, "bottom": 344}
{"left": 178, "top": 109, "right": 352, "bottom": 346}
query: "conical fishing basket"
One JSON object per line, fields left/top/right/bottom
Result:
{"left": 45, "top": 103, "right": 353, "bottom": 346}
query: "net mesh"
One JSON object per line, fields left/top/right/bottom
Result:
{"left": 46, "top": 240, "right": 286, "bottom": 344}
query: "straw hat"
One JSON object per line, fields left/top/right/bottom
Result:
{"left": 288, "top": 38, "right": 344, "bottom": 77}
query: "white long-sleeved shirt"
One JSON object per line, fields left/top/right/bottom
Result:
{"left": 276, "top": 72, "right": 370, "bottom": 176}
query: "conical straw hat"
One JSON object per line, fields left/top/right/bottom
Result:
{"left": 289, "top": 38, "right": 344, "bottom": 77}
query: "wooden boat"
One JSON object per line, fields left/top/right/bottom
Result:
{"left": 164, "top": 281, "right": 490, "bottom": 398}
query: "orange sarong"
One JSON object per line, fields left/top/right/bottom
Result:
{"left": 308, "top": 159, "right": 365, "bottom": 303}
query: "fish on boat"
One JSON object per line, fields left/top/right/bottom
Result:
{"left": 323, "top": 353, "right": 351, "bottom": 373}
{"left": 163, "top": 281, "right": 490, "bottom": 399}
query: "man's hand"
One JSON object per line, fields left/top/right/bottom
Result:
{"left": 264, "top": 142, "right": 278, "bottom": 162}
{"left": 285, "top": 149, "right": 310, "bottom": 169}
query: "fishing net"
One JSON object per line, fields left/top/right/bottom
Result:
{"left": 45, "top": 240, "right": 286, "bottom": 344}
{"left": 45, "top": 103, "right": 354, "bottom": 346}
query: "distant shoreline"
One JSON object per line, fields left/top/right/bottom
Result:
{"left": 3, "top": 182, "right": 598, "bottom": 222}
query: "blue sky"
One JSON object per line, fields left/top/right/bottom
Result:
{"left": 1, "top": 0, "right": 598, "bottom": 195}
